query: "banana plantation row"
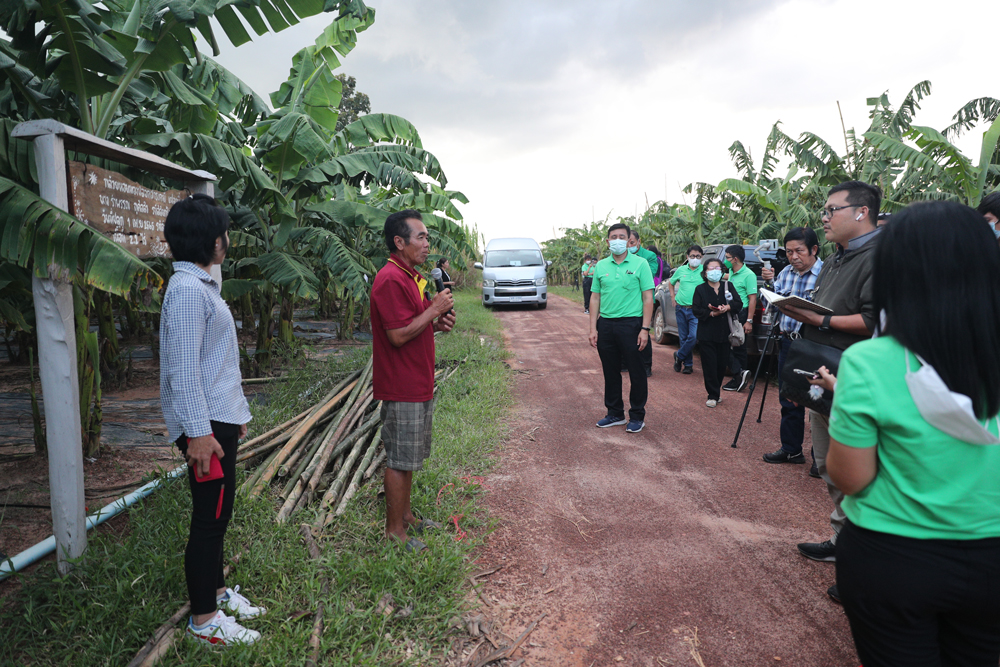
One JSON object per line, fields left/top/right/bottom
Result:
{"left": 544, "top": 82, "right": 1000, "bottom": 282}
{"left": 0, "top": 1, "right": 478, "bottom": 456}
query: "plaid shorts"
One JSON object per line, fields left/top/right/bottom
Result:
{"left": 380, "top": 399, "right": 434, "bottom": 471}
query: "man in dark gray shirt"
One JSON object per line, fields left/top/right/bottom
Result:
{"left": 775, "top": 180, "right": 881, "bottom": 601}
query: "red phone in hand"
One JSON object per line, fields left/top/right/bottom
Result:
{"left": 193, "top": 434, "right": 224, "bottom": 482}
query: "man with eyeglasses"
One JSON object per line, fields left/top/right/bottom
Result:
{"left": 773, "top": 181, "right": 881, "bottom": 596}
{"left": 760, "top": 227, "right": 823, "bottom": 473}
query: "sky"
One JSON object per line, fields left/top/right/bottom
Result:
{"left": 214, "top": 0, "right": 997, "bottom": 248}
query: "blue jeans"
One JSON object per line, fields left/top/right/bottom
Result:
{"left": 675, "top": 306, "right": 698, "bottom": 367}
{"left": 777, "top": 335, "right": 808, "bottom": 457}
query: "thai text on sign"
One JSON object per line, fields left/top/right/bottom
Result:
{"left": 68, "top": 161, "right": 187, "bottom": 258}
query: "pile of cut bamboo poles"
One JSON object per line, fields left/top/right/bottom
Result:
{"left": 235, "top": 356, "right": 462, "bottom": 527}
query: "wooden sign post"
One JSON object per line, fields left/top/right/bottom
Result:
{"left": 12, "top": 120, "right": 216, "bottom": 574}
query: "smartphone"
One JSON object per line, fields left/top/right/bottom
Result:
{"left": 793, "top": 368, "right": 819, "bottom": 379}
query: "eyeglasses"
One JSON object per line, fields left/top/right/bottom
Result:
{"left": 820, "top": 205, "right": 858, "bottom": 219}
{"left": 688, "top": 254, "right": 703, "bottom": 259}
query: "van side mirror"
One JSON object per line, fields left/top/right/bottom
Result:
{"left": 473, "top": 262, "right": 483, "bottom": 270}
{"left": 546, "top": 260, "right": 552, "bottom": 267}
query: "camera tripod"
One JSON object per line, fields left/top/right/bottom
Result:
{"left": 730, "top": 316, "right": 780, "bottom": 449}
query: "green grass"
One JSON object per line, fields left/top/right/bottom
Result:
{"left": 0, "top": 289, "right": 511, "bottom": 666}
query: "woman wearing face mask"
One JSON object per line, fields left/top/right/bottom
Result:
{"left": 826, "top": 201, "right": 1000, "bottom": 666}
{"left": 977, "top": 191, "right": 1000, "bottom": 246}
{"left": 691, "top": 258, "right": 742, "bottom": 408}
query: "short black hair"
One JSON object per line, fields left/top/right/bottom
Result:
{"left": 977, "top": 191, "right": 1000, "bottom": 219}
{"left": 701, "top": 257, "right": 724, "bottom": 282}
{"left": 384, "top": 209, "right": 421, "bottom": 253}
{"left": 163, "top": 194, "right": 230, "bottom": 265}
{"left": 608, "top": 222, "right": 630, "bottom": 238}
{"left": 724, "top": 245, "right": 745, "bottom": 262}
{"left": 583, "top": 253, "right": 592, "bottom": 260}
{"left": 629, "top": 230, "right": 641, "bottom": 241}
{"left": 828, "top": 180, "right": 881, "bottom": 225}
{"left": 686, "top": 245, "right": 704, "bottom": 256}
{"left": 646, "top": 244, "right": 660, "bottom": 256}
{"left": 875, "top": 201, "right": 1000, "bottom": 418}
{"left": 783, "top": 227, "right": 819, "bottom": 254}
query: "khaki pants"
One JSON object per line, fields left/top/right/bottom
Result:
{"left": 810, "top": 410, "right": 847, "bottom": 543}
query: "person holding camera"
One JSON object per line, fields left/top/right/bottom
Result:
{"left": 371, "top": 210, "right": 456, "bottom": 552}
{"left": 692, "top": 258, "right": 743, "bottom": 408}
{"left": 760, "top": 228, "right": 824, "bottom": 471}
{"left": 775, "top": 181, "right": 881, "bottom": 579}
{"left": 825, "top": 201, "right": 1000, "bottom": 665}
{"left": 160, "top": 195, "right": 263, "bottom": 646}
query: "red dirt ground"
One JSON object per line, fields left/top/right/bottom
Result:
{"left": 472, "top": 293, "right": 858, "bottom": 666}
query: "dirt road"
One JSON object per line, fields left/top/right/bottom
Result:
{"left": 474, "top": 294, "right": 858, "bottom": 666}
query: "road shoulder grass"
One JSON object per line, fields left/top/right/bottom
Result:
{"left": 0, "top": 289, "right": 510, "bottom": 666}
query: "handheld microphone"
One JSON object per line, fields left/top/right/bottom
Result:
{"left": 429, "top": 268, "right": 454, "bottom": 316}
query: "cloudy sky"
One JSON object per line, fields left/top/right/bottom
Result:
{"left": 215, "top": 0, "right": 995, "bottom": 247}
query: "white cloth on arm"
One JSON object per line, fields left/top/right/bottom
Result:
{"left": 160, "top": 262, "right": 251, "bottom": 441}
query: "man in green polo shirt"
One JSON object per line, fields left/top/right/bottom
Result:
{"left": 723, "top": 245, "right": 757, "bottom": 392}
{"left": 628, "top": 231, "right": 659, "bottom": 376}
{"left": 667, "top": 245, "right": 704, "bottom": 374}
{"left": 589, "top": 222, "right": 654, "bottom": 433}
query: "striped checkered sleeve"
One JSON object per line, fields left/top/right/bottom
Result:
{"left": 161, "top": 279, "right": 213, "bottom": 439}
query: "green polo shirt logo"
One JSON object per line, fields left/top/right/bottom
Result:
{"left": 591, "top": 254, "right": 654, "bottom": 318}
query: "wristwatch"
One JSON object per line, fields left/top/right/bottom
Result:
{"left": 819, "top": 315, "right": 832, "bottom": 331}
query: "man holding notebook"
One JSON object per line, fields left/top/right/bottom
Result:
{"left": 772, "top": 181, "right": 881, "bottom": 587}
{"left": 760, "top": 227, "right": 823, "bottom": 469}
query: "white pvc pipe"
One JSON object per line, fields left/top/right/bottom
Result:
{"left": 0, "top": 465, "right": 188, "bottom": 581}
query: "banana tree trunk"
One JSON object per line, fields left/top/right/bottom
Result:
{"left": 240, "top": 292, "right": 256, "bottom": 335}
{"left": 93, "top": 289, "right": 125, "bottom": 388}
{"left": 74, "top": 285, "right": 102, "bottom": 458}
{"left": 338, "top": 293, "right": 355, "bottom": 340}
{"left": 279, "top": 288, "right": 295, "bottom": 345}
{"left": 254, "top": 286, "right": 275, "bottom": 370}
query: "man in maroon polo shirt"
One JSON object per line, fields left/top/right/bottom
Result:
{"left": 371, "top": 209, "right": 456, "bottom": 551}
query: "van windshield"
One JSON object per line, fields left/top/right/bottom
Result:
{"left": 485, "top": 250, "right": 543, "bottom": 267}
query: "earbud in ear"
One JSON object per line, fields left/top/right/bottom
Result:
{"left": 855, "top": 213, "right": 863, "bottom": 221}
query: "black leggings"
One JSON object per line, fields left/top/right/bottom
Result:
{"left": 837, "top": 520, "right": 1000, "bottom": 667}
{"left": 176, "top": 421, "right": 239, "bottom": 615}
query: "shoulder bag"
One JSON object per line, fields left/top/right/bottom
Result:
{"left": 779, "top": 338, "right": 842, "bottom": 416}
{"left": 723, "top": 281, "right": 745, "bottom": 347}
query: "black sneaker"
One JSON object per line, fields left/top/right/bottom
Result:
{"left": 797, "top": 539, "right": 836, "bottom": 562}
{"left": 673, "top": 352, "right": 682, "bottom": 373}
{"left": 645, "top": 368, "right": 652, "bottom": 378}
{"left": 736, "top": 370, "right": 751, "bottom": 391}
{"left": 763, "top": 449, "right": 806, "bottom": 464}
{"left": 682, "top": 366, "right": 693, "bottom": 375}
{"left": 827, "top": 585, "right": 841, "bottom": 604}
{"left": 722, "top": 378, "right": 741, "bottom": 391}
{"left": 809, "top": 462, "right": 821, "bottom": 478}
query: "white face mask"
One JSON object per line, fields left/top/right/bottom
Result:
{"left": 905, "top": 352, "right": 1000, "bottom": 444}
{"left": 688, "top": 257, "right": 701, "bottom": 268}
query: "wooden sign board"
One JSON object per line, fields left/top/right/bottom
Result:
{"left": 67, "top": 161, "right": 187, "bottom": 258}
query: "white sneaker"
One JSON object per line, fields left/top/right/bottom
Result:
{"left": 706, "top": 399, "right": 717, "bottom": 408}
{"left": 186, "top": 610, "right": 261, "bottom": 646}
{"left": 221, "top": 585, "right": 267, "bottom": 620}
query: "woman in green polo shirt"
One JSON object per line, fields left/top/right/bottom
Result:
{"left": 826, "top": 201, "right": 1000, "bottom": 666}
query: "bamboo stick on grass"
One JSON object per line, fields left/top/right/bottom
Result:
{"left": 333, "top": 426, "right": 382, "bottom": 518}
{"left": 363, "top": 449, "right": 386, "bottom": 480}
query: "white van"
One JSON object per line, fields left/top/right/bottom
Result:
{"left": 473, "top": 238, "right": 551, "bottom": 309}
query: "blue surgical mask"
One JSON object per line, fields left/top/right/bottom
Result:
{"left": 609, "top": 239, "right": 628, "bottom": 255}
{"left": 627, "top": 246, "right": 638, "bottom": 254}
{"left": 990, "top": 221, "right": 1000, "bottom": 239}
{"left": 706, "top": 269, "right": 723, "bottom": 282}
